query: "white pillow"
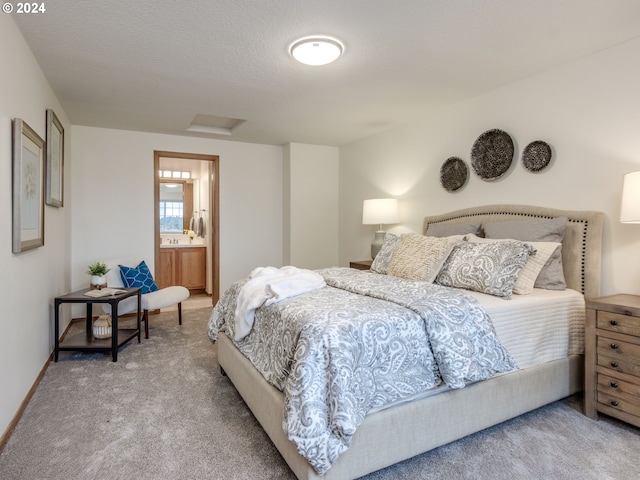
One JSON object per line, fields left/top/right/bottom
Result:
{"left": 464, "top": 234, "right": 560, "bottom": 295}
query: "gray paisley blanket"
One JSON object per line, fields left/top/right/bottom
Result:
{"left": 208, "top": 267, "right": 516, "bottom": 475}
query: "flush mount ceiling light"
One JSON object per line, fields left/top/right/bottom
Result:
{"left": 289, "top": 36, "right": 344, "bottom": 66}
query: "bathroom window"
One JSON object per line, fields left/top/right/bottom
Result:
{"left": 160, "top": 201, "right": 184, "bottom": 232}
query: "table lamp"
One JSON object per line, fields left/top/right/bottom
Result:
{"left": 362, "top": 198, "right": 400, "bottom": 259}
{"left": 620, "top": 171, "right": 640, "bottom": 224}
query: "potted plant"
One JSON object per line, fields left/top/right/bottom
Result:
{"left": 87, "top": 261, "right": 110, "bottom": 289}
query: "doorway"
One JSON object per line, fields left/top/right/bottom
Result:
{"left": 154, "top": 150, "right": 220, "bottom": 305}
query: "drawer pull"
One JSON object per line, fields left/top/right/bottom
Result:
{"left": 611, "top": 400, "right": 619, "bottom": 407}
{"left": 610, "top": 343, "right": 619, "bottom": 350}
{"left": 610, "top": 319, "right": 618, "bottom": 326}
{"left": 610, "top": 382, "right": 618, "bottom": 389}
{"left": 611, "top": 361, "right": 619, "bottom": 368}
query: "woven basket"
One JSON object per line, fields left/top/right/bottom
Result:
{"left": 93, "top": 314, "right": 112, "bottom": 339}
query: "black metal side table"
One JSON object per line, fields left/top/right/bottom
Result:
{"left": 54, "top": 287, "right": 141, "bottom": 362}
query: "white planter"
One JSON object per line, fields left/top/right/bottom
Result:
{"left": 91, "top": 275, "right": 107, "bottom": 288}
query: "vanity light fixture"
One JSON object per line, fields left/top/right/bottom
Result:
{"left": 289, "top": 36, "right": 344, "bottom": 66}
{"left": 160, "top": 170, "right": 191, "bottom": 179}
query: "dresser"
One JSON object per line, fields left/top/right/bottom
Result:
{"left": 585, "top": 294, "right": 640, "bottom": 427}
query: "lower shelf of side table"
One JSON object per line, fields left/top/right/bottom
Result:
{"left": 57, "top": 329, "right": 139, "bottom": 353}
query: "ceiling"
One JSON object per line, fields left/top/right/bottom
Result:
{"left": 13, "top": 0, "right": 640, "bottom": 147}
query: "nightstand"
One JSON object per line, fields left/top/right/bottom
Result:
{"left": 585, "top": 294, "right": 640, "bottom": 427}
{"left": 349, "top": 260, "right": 372, "bottom": 271}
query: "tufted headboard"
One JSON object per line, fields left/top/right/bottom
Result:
{"left": 423, "top": 204, "right": 604, "bottom": 299}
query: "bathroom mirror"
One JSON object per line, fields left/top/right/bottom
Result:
{"left": 159, "top": 180, "right": 193, "bottom": 233}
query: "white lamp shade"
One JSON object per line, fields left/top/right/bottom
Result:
{"left": 362, "top": 198, "right": 400, "bottom": 225}
{"left": 620, "top": 171, "right": 640, "bottom": 223}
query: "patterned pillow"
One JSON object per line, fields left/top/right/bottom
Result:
{"left": 483, "top": 216, "right": 568, "bottom": 290}
{"left": 387, "top": 233, "right": 460, "bottom": 282}
{"left": 464, "top": 234, "right": 561, "bottom": 295}
{"left": 435, "top": 241, "right": 534, "bottom": 299}
{"left": 370, "top": 233, "right": 400, "bottom": 274}
{"left": 119, "top": 260, "right": 159, "bottom": 294}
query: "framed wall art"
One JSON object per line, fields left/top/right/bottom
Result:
{"left": 46, "top": 109, "right": 64, "bottom": 207}
{"left": 12, "top": 119, "right": 45, "bottom": 253}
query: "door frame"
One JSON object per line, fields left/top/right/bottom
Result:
{"left": 154, "top": 150, "right": 220, "bottom": 304}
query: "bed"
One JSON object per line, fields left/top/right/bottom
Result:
{"left": 209, "top": 204, "right": 604, "bottom": 479}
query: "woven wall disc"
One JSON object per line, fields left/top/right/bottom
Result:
{"left": 440, "top": 157, "right": 468, "bottom": 192}
{"left": 522, "top": 140, "right": 552, "bottom": 172}
{"left": 470, "top": 129, "right": 514, "bottom": 181}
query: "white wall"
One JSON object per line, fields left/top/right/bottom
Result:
{"left": 284, "top": 143, "right": 340, "bottom": 269}
{"left": 0, "top": 16, "right": 71, "bottom": 439}
{"left": 339, "top": 37, "right": 640, "bottom": 297}
{"left": 71, "top": 126, "right": 284, "bottom": 297}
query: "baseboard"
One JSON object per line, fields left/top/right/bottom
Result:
{"left": 0, "top": 320, "right": 73, "bottom": 453}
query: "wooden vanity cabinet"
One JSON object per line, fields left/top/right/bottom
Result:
{"left": 159, "top": 247, "right": 206, "bottom": 291}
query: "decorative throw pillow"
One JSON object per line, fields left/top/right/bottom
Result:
{"left": 119, "top": 260, "right": 159, "bottom": 294}
{"left": 435, "top": 240, "right": 534, "bottom": 299}
{"left": 483, "top": 216, "right": 568, "bottom": 290}
{"left": 464, "top": 234, "right": 561, "bottom": 295}
{"left": 387, "top": 233, "right": 460, "bottom": 282}
{"left": 425, "top": 221, "right": 482, "bottom": 238}
{"left": 370, "top": 233, "right": 400, "bottom": 274}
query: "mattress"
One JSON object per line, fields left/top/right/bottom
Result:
{"left": 468, "top": 287, "right": 585, "bottom": 369}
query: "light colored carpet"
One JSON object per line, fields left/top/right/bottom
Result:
{"left": 1, "top": 308, "right": 639, "bottom": 480}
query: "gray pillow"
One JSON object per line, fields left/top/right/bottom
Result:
{"left": 483, "top": 216, "right": 568, "bottom": 290}
{"left": 425, "top": 221, "right": 482, "bottom": 237}
{"left": 370, "top": 233, "right": 400, "bottom": 274}
{"left": 435, "top": 240, "right": 534, "bottom": 299}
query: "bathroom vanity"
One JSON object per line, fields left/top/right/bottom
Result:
{"left": 158, "top": 244, "right": 206, "bottom": 292}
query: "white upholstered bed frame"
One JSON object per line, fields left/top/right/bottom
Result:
{"left": 216, "top": 204, "right": 604, "bottom": 479}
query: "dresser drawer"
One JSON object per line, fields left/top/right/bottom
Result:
{"left": 596, "top": 336, "right": 640, "bottom": 366}
{"left": 597, "top": 390, "right": 640, "bottom": 419}
{"left": 597, "top": 372, "right": 640, "bottom": 398}
{"left": 597, "top": 311, "right": 640, "bottom": 336}
{"left": 598, "top": 354, "right": 640, "bottom": 378}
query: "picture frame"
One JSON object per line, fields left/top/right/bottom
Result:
{"left": 45, "top": 109, "right": 64, "bottom": 207}
{"left": 12, "top": 119, "right": 45, "bottom": 253}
